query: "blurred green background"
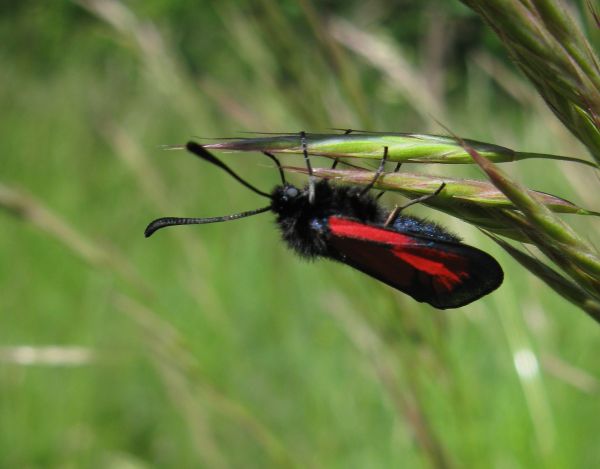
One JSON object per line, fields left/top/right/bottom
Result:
{"left": 1, "top": 1, "right": 599, "bottom": 468}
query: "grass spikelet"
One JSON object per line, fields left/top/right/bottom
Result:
{"left": 292, "top": 167, "right": 599, "bottom": 215}
{"left": 202, "top": 132, "right": 598, "bottom": 167}
{"left": 488, "top": 233, "right": 600, "bottom": 321}
{"left": 460, "top": 0, "right": 600, "bottom": 162}
{"left": 286, "top": 166, "right": 600, "bottom": 243}
{"left": 458, "top": 138, "right": 600, "bottom": 318}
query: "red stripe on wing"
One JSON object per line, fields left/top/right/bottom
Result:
{"left": 327, "top": 217, "right": 413, "bottom": 244}
{"left": 393, "top": 251, "right": 463, "bottom": 290}
{"left": 328, "top": 217, "right": 466, "bottom": 291}
{"left": 327, "top": 216, "right": 501, "bottom": 308}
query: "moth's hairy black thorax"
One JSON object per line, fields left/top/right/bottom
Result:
{"left": 270, "top": 179, "right": 461, "bottom": 259}
{"left": 270, "top": 180, "right": 384, "bottom": 258}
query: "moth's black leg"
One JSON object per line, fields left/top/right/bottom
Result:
{"left": 300, "top": 131, "right": 316, "bottom": 204}
{"left": 331, "top": 157, "right": 368, "bottom": 170}
{"left": 384, "top": 183, "right": 446, "bottom": 227}
{"left": 331, "top": 157, "right": 370, "bottom": 170}
{"left": 383, "top": 205, "right": 401, "bottom": 228}
{"left": 359, "top": 146, "right": 389, "bottom": 198}
{"left": 375, "top": 162, "right": 402, "bottom": 200}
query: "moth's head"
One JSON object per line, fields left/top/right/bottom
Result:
{"left": 270, "top": 184, "right": 306, "bottom": 215}
{"left": 271, "top": 180, "right": 336, "bottom": 214}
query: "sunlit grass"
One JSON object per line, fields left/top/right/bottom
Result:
{"left": 1, "top": 1, "right": 599, "bottom": 468}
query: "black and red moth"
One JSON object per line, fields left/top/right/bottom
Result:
{"left": 145, "top": 140, "right": 503, "bottom": 309}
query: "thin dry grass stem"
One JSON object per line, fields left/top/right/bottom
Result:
{"left": 157, "top": 362, "right": 230, "bottom": 469}
{"left": 215, "top": 2, "right": 329, "bottom": 129}
{"left": 198, "top": 77, "right": 259, "bottom": 129}
{"left": 103, "top": 124, "right": 229, "bottom": 327}
{"left": 541, "top": 353, "right": 600, "bottom": 394}
{"left": 586, "top": 0, "right": 600, "bottom": 29}
{"left": 104, "top": 127, "right": 210, "bottom": 253}
{"left": 114, "top": 296, "right": 227, "bottom": 468}
{"left": 422, "top": 7, "right": 453, "bottom": 104}
{"left": 0, "top": 178, "right": 291, "bottom": 465}
{"left": 328, "top": 17, "right": 447, "bottom": 126}
{"left": 0, "top": 182, "right": 147, "bottom": 295}
{"left": 77, "top": 0, "right": 271, "bottom": 327}
{"left": 325, "top": 294, "right": 452, "bottom": 469}
{"left": 214, "top": 5, "right": 278, "bottom": 95}
{"left": 472, "top": 51, "right": 536, "bottom": 104}
{"left": 76, "top": 0, "right": 209, "bottom": 126}
{"left": 102, "top": 124, "right": 171, "bottom": 211}
{"left": 115, "top": 295, "right": 298, "bottom": 469}
{"left": 471, "top": 50, "right": 576, "bottom": 143}
{"left": 296, "top": 0, "right": 371, "bottom": 126}
{"left": 0, "top": 181, "right": 228, "bottom": 467}
{"left": 222, "top": 0, "right": 332, "bottom": 128}
{"left": 0, "top": 346, "right": 94, "bottom": 366}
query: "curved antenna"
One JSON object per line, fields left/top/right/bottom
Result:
{"left": 186, "top": 142, "right": 271, "bottom": 199}
{"left": 145, "top": 205, "right": 272, "bottom": 237}
{"left": 300, "top": 131, "right": 316, "bottom": 204}
{"left": 262, "top": 151, "right": 286, "bottom": 184}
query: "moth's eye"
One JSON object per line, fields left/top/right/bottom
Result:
{"left": 285, "top": 187, "right": 299, "bottom": 198}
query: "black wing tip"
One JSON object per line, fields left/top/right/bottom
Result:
{"left": 429, "top": 256, "right": 504, "bottom": 309}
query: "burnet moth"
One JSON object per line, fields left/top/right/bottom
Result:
{"left": 145, "top": 132, "right": 503, "bottom": 309}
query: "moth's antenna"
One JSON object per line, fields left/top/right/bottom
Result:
{"left": 186, "top": 142, "right": 271, "bottom": 199}
{"left": 300, "top": 131, "right": 315, "bottom": 204}
{"left": 262, "top": 151, "right": 286, "bottom": 184}
{"left": 145, "top": 205, "right": 272, "bottom": 237}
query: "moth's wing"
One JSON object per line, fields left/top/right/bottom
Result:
{"left": 327, "top": 216, "right": 503, "bottom": 309}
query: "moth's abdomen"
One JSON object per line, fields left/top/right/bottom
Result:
{"left": 392, "top": 215, "right": 460, "bottom": 243}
